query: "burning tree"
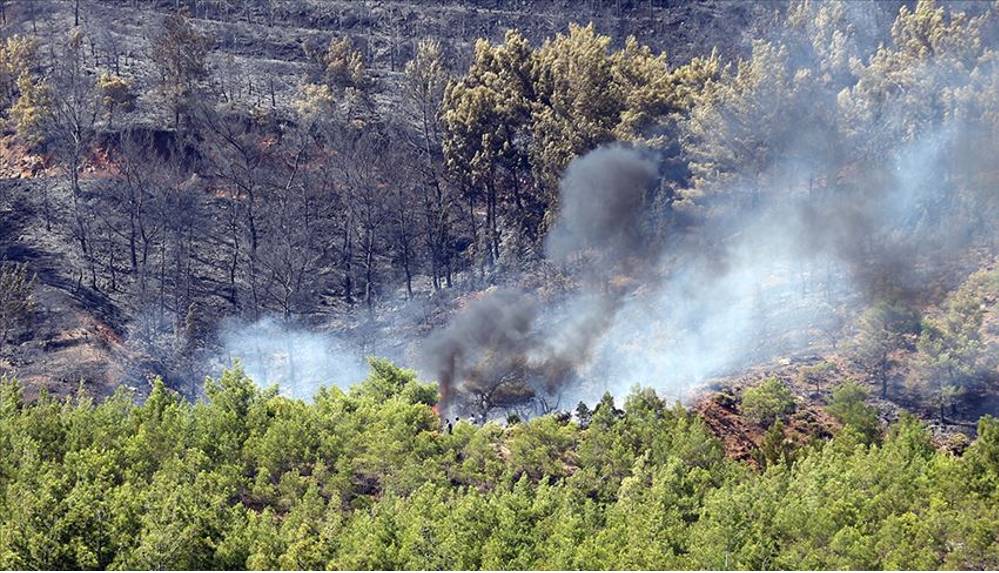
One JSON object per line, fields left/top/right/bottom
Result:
{"left": 462, "top": 363, "right": 536, "bottom": 423}
{"left": 427, "top": 289, "right": 586, "bottom": 421}
{"left": 426, "top": 289, "right": 535, "bottom": 418}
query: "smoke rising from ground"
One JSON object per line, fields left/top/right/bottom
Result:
{"left": 222, "top": 124, "right": 994, "bottom": 415}
{"left": 216, "top": 3, "right": 999, "bottom": 416}
{"left": 579, "top": 121, "right": 999, "bottom": 405}
{"left": 224, "top": 123, "right": 984, "bottom": 411}
{"left": 428, "top": 145, "right": 660, "bottom": 415}
{"left": 218, "top": 317, "right": 369, "bottom": 399}
{"left": 429, "top": 118, "right": 995, "bottom": 416}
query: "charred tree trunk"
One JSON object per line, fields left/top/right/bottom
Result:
{"left": 364, "top": 225, "right": 374, "bottom": 310}
{"left": 343, "top": 215, "right": 354, "bottom": 305}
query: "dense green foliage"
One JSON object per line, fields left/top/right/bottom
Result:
{"left": 826, "top": 380, "right": 880, "bottom": 443}
{"left": 2, "top": 362, "right": 999, "bottom": 570}
{"left": 740, "top": 377, "right": 796, "bottom": 426}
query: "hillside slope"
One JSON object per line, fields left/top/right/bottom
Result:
{"left": 2, "top": 0, "right": 999, "bottom": 452}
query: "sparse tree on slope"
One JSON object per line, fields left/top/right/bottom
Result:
{"left": 0, "top": 262, "right": 35, "bottom": 354}
{"left": 911, "top": 270, "right": 999, "bottom": 423}
{"left": 851, "top": 300, "right": 919, "bottom": 399}
{"left": 403, "top": 39, "right": 456, "bottom": 290}
{"left": 150, "top": 13, "right": 211, "bottom": 129}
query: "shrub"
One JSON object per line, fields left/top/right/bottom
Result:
{"left": 797, "top": 361, "right": 833, "bottom": 395}
{"left": 827, "top": 380, "right": 879, "bottom": 442}
{"left": 741, "top": 377, "right": 795, "bottom": 426}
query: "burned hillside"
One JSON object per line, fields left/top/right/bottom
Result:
{"left": 1, "top": 0, "right": 999, "bottom": 449}
{"left": 7, "top": 2, "right": 999, "bottom": 569}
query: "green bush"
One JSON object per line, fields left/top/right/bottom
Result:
{"left": 827, "top": 380, "right": 880, "bottom": 442}
{"left": 1, "top": 364, "right": 999, "bottom": 569}
{"left": 740, "top": 377, "right": 795, "bottom": 426}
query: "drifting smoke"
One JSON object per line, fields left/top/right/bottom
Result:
{"left": 222, "top": 112, "right": 991, "bottom": 413}
{"left": 429, "top": 116, "right": 999, "bottom": 416}
{"left": 218, "top": 317, "right": 369, "bottom": 399}
{"left": 221, "top": 4, "right": 999, "bottom": 415}
{"left": 428, "top": 145, "right": 660, "bottom": 416}
{"left": 580, "top": 123, "right": 998, "bottom": 404}
{"left": 545, "top": 146, "right": 660, "bottom": 267}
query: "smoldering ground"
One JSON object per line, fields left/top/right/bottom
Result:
{"left": 426, "top": 145, "right": 661, "bottom": 416}
{"left": 427, "top": 115, "right": 999, "bottom": 417}
{"left": 217, "top": 317, "right": 369, "bottom": 398}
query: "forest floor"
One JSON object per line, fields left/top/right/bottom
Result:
{"left": 1, "top": 0, "right": 991, "bottom": 463}
{"left": 0, "top": 176, "right": 136, "bottom": 401}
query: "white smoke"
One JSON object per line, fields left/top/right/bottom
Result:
{"left": 213, "top": 125, "right": 972, "bottom": 413}
{"left": 218, "top": 317, "right": 369, "bottom": 399}
{"left": 554, "top": 125, "right": 976, "bottom": 407}
{"left": 211, "top": 4, "right": 998, "bottom": 414}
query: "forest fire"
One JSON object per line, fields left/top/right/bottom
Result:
{"left": 7, "top": 0, "right": 999, "bottom": 568}
{"left": 424, "top": 146, "right": 658, "bottom": 419}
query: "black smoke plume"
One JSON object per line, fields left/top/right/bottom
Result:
{"left": 545, "top": 145, "right": 659, "bottom": 267}
{"left": 428, "top": 145, "right": 659, "bottom": 416}
{"left": 425, "top": 288, "right": 538, "bottom": 415}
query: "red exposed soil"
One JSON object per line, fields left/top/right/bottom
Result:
{"left": 695, "top": 395, "right": 762, "bottom": 466}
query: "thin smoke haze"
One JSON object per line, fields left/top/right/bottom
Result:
{"left": 211, "top": 2, "right": 999, "bottom": 418}
{"left": 218, "top": 317, "right": 369, "bottom": 399}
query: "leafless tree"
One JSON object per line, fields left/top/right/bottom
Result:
{"left": 45, "top": 29, "right": 101, "bottom": 289}
{"left": 0, "top": 261, "right": 35, "bottom": 354}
